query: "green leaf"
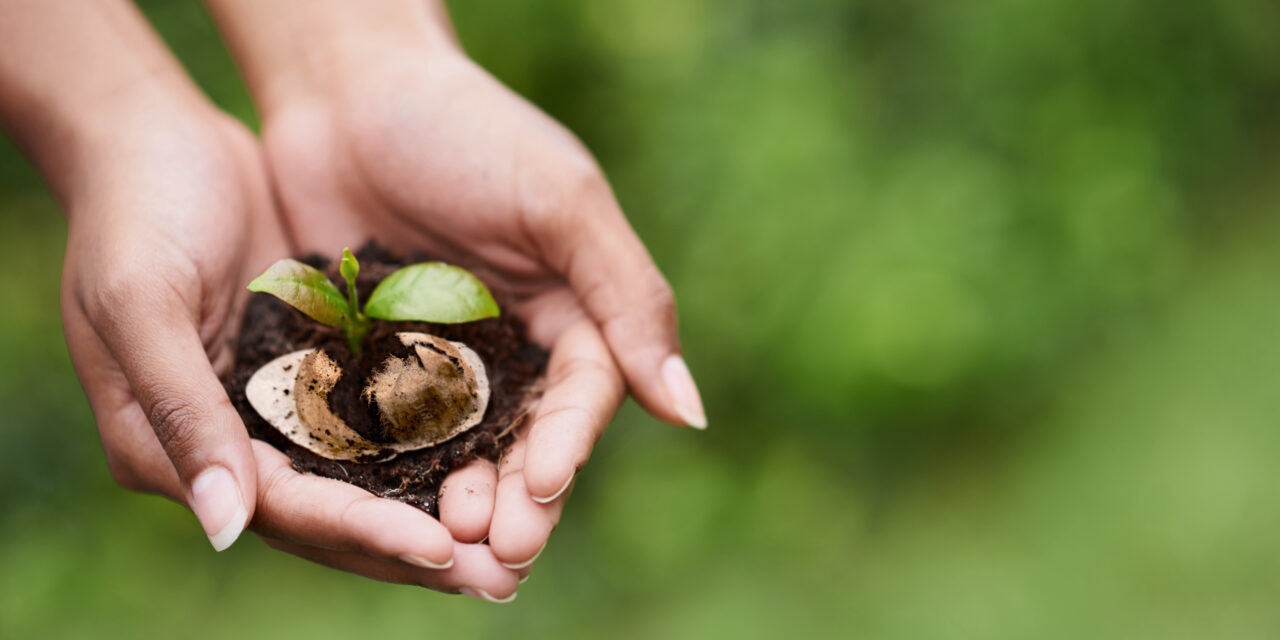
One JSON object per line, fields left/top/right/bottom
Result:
{"left": 364, "top": 262, "right": 500, "bottom": 324}
{"left": 247, "top": 259, "right": 349, "bottom": 326}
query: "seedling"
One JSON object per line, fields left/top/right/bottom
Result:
{"left": 247, "top": 248, "right": 500, "bottom": 355}
{"left": 229, "top": 244, "right": 544, "bottom": 489}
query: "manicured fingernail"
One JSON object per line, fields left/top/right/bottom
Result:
{"left": 500, "top": 541, "right": 546, "bottom": 570}
{"left": 519, "top": 574, "right": 531, "bottom": 585}
{"left": 400, "top": 554, "right": 454, "bottom": 570}
{"left": 532, "top": 474, "right": 573, "bottom": 504}
{"left": 662, "top": 355, "right": 707, "bottom": 429}
{"left": 190, "top": 466, "right": 249, "bottom": 552}
{"left": 460, "top": 587, "right": 517, "bottom": 604}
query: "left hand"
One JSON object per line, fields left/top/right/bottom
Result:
{"left": 59, "top": 105, "right": 524, "bottom": 598}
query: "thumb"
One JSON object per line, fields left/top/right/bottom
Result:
{"left": 544, "top": 189, "right": 706, "bottom": 429}
{"left": 89, "top": 288, "right": 256, "bottom": 551}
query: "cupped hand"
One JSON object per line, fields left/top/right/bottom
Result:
{"left": 261, "top": 48, "right": 707, "bottom": 570}
{"left": 60, "top": 104, "right": 521, "bottom": 599}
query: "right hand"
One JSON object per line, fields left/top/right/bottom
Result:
{"left": 59, "top": 101, "right": 524, "bottom": 600}
{"left": 261, "top": 47, "right": 705, "bottom": 574}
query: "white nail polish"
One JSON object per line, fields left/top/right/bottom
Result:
{"left": 661, "top": 355, "right": 707, "bottom": 429}
{"left": 460, "top": 587, "right": 517, "bottom": 604}
{"left": 500, "top": 541, "right": 546, "bottom": 570}
{"left": 532, "top": 475, "right": 573, "bottom": 504}
{"left": 400, "top": 554, "right": 454, "bottom": 570}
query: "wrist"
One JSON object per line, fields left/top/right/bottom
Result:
{"left": 206, "top": 0, "right": 462, "bottom": 118}
{"left": 56, "top": 86, "right": 225, "bottom": 208}
{"left": 0, "top": 0, "right": 216, "bottom": 202}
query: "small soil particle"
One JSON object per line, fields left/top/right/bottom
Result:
{"left": 223, "top": 244, "right": 548, "bottom": 516}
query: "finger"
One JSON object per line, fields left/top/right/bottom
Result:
{"left": 438, "top": 458, "right": 498, "bottom": 543}
{"left": 522, "top": 319, "right": 624, "bottom": 502}
{"left": 259, "top": 538, "right": 521, "bottom": 602}
{"left": 489, "top": 431, "right": 565, "bottom": 569}
{"left": 249, "top": 441, "right": 454, "bottom": 569}
{"left": 61, "top": 302, "right": 182, "bottom": 498}
{"left": 81, "top": 285, "right": 256, "bottom": 552}
{"left": 540, "top": 186, "right": 707, "bottom": 429}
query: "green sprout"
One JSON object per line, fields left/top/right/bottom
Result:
{"left": 248, "top": 248, "right": 500, "bottom": 355}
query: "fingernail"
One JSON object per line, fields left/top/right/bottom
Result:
{"left": 400, "top": 554, "right": 454, "bottom": 570}
{"left": 460, "top": 587, "right": 517, "bottom": 604}
{"left": 519, "top": 574, "right": 531, "bottom": 585}
{"left": 500, "top": 541, "right": 546, "bottom": 570}
{"left": 190, "top": 466, "right": 249, "bottom": 552}
{"left": 661, "top": 355, "right": 707, "bottom": 429}
{"left": 531, "top": 474, "right": 573, "bottom": 504}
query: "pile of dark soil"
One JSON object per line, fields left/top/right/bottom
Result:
{"left": 223, "top": 244, "right": 548, "bottom": 516}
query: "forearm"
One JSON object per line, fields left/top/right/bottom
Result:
{"left": 0, "top": 0, "right": 211, "bottom": 200}
{"left": 203, "top": 0, "right": 460, "bottom": 117}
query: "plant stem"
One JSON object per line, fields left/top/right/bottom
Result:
{"left": 346, "top": 316, "right": 369, "bottom": 355}
{"left": 343, "top": 267, "right": 368, "bottom": 355}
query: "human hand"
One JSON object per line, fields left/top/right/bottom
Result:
{"left": 57, "top": 98, "right": 523, "bottom": 599}
{"left": 255, "top": 43, "right": 707, "bottom": 570}
{"left": 1, "top": 0, "right": 527, "bottom": 599}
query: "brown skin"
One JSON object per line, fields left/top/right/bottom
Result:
{"left": 1, "top": 0, "right": 523, "bottom": 597}
{"left": 206, "top": 0, "right": 708, "bottom": 575}
{"left": 61, "top": 101, "right": 526, "bottom": 595}
{"left": 260, "top": 55, "right": 648, "bottom": 567}
{"left": 0, "top": 0, "right": 703, "bottom": 600}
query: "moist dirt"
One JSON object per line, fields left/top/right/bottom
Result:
{"left": 223, "top": 244, "right": 548, "bottom": 516}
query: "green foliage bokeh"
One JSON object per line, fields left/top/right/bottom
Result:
{"left": 4, "top": 0, "right": 1280, "bottom": 637}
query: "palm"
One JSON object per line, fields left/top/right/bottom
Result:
{"left": 262, "top": 53, "right": 631, "bottom": 561}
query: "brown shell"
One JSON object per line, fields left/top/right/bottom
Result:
{"left": 244, "top": 332, "right": 490, "bottom": 461}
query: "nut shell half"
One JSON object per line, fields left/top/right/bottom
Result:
{"left": 244, "top": 332, "right": 490, "bottom": 461}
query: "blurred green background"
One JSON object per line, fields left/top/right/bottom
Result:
{"left": 5, "top": 0, "right": 1280, "bottom": 637}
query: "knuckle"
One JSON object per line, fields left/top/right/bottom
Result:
{"left": 80, "top": 262, "right": 193, "bottom": 330}
{"left": 335, "top": 496, "right": 381, "bottom": 550}
{"left": 518, "top": 177, "right": 563, "bottom": 226}
{"left": 259, "top": 464, "right": 294, "bottom": 505}
{"left": 250, "top": 466, "right": 298, "bottom": 539}
{"left": 639, "top": 269, "right": 677, "bottom": 319}
{"left": 83, "top": 269, "right": 143, "bottom": 325}
{"left": 565, "top": 162, "right": 611, "bottom": 206}
{"left": 523, "top": 161, "right": 610, "bottom": 228}
{"left": 145, "top": 395, "right": 207, "bottom": 458}
{"left": 574, "top": 266, "right": 619, "bottom": 318}
{"left": 594, "top": 268, "right": 677, "bottom": 335}
{"left": 550, "top": 355, "right": 620, "bottom": 390}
